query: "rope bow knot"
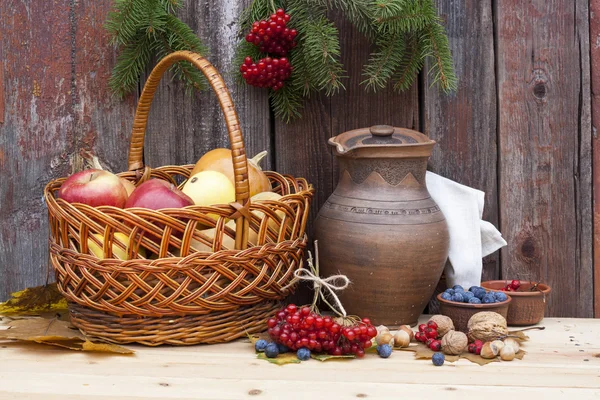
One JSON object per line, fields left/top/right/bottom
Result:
{"left": 284, "top": 240, "right": 351, "bottom": 317}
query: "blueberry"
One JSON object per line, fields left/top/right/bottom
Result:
{"left": 297, "top": 347, "right": 311, "bottom": 361}
{"left": 444, "top": 288, "right": 455, "bottom": 296}
{"left": 463, "top": 291, "right": 475, "bottom": 300}
{"left": 451, "top": 292, "right": 465, "bottom": 303}
{"left": 474, "top": 289, "right": 487, "bottom": 300}
{"left": 254, "top": 339, "right": 268, "bottom": 352}
{"left": 468, "top": 286, "right": 481, "bottom": 292}
{"left": 468, "top": 297, "right": 482, "bottom": 304}
{"left": 452, "top": 285, "right": 464, "bottom": 291}
{"left": 432, "top": 352, "right": 445, "bottom": 366}
{"left": 277, "top": 343, "right": 290, "bottom": 353}
{"left": 482, "top": 294, "right": 496, "bottom": 304}
{"left": 264, "top": 343, "right": 279, "bottom": 358}
{"left": 494, "top": 292, "right": 508, "bottom": 302}
{"left": 441, "top": 292, "right": 453, "bottom": 301}
{"left": 377, "top": 344, "right": 393, "bottom": 358}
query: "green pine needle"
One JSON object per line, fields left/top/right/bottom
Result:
{"left": 362, "top": 31, "right": 405, "bottom": 91}
{"left": 106, "top": 0, "right": 208, "bottom": 98}
{"left": 422, "top": 19, "right": 457, "bottom": 92}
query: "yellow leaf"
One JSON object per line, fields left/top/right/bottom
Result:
{"left": 257, "top": 352, "right": 301, "bottom": 365}
{"left": 81, "top": 340, "right": 134, "bottom": 354}
{"left": 0, "top": 283, "right": 67, "bottom": 315}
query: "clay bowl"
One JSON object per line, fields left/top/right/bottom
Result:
{"left": 481, "top": 281, "right": 551, "bottom": 326}
{"left": 437, "top": 293, "right": 511, "bottom": 333}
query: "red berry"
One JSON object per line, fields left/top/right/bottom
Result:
{"left": 511, "top": 280, "right": 521, "bottom": 290}
{"left": 314, "top": 317, "right": 324, "bottom": 329}
{"left": 473, "top": 340, "right": 483, "bottom": 347}
{"left": 418, "top": 324, "right": 427, "bottom": 333}
{"left": 427, "top": 321, "right": 438, "bottom": 330}
{"left": 425, "top": 327, "right": 438, "bottom": 339}
{"left": 333, "top": 347, "right": 343, "bottom": 356}
{"left": 363, "top": 340, "right": 372, "bottom": 349}
{"left": 356, "top": 349, "right": 365, "bottom": 358}
{"left": 429, "top": 340, "right": 441, "bottom": 352}
{"left": 286, "top": 304, "right": 297, "bottom": 313}
{"left": 415, "top": 332, "right": 425, "bottom": 342}
{"left": 468, "top": 343, "right": 477, "bottom": 353}
{"left": 426, "top": 338, "right": 434, "bottom": 347}
{"left": 367, "top": 326, "right": 377, "bottom": 338}
{"left": 330, "top": 323, "right": 341, "bottom": 334}
{"left": 475, "top": 344, "right": 482, "bottom": 355}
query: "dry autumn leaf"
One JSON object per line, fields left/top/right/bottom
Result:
{"left": 0, "top": 316, "right": 133, "bottom": 354}
{"left": 0, "top": 283, "right": 67, "bottom": 315}
{"left": 399, "top": 343, "right": 525, "bottom": 365}
{"left": 257, "top": 352, "right": 301, "bottom": 365}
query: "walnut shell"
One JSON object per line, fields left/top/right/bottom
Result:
{"left": 441, "top": 330, "right": 468, "bottom": 355}
{"left": 428, "top": 315, "right": 455, "bottom": 337}
{"left": 467, "top": 312, "right": 508, "bottom": 343}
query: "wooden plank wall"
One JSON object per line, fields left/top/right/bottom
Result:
{"left": 0, "top": 0, "right": 595, "bottom": 317}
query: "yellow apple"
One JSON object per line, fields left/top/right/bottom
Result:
{"left": 86, "top": 232, "right": 146, "bottom": 260}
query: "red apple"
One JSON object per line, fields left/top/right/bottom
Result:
{"left": 125, "top": 179, "right": 194, "bottom": 210}
{"left": 58, "top": 169, "right": 128, "bottom": 208}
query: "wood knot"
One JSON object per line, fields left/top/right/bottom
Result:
{"left": 515, "top": 231, "right": 541, "bottom": 264}
{"left": 248, "top": 389, "right": 263, "bottom": 396}
{"left": 533, "top": 83, "right": 547, "bottom": 99}
{"left": 529, "top": 68, "right": 549, "bottom": 102}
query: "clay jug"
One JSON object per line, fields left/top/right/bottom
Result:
{"left": 314, "top": 125, "right": 449, "bottom": 327}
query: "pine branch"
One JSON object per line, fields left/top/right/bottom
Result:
{"left": 422, "top": 18, "right": 457, "bottom": 92}
{"left": 301, "top": 17, "right": 346, "bottom": 95}
{"left": 327, "top": 0, "right": 374, "bottom": 35}
{"left": 109, "top": 32, "right": 155, "bottom": 97}
{"left": 107, "top": 0, "right": 209, "bottom": 97}
{"left": 105, "top": 0, "right": 149, "bottom": 45}
{"left": 155, "top": 14, "right": 209, "bottom": 92}
{"left": 372, "top": 0, "right": 437, "bottom": 34}
{"left": 393, "top": 33, "right": 424, "bottom": 91}
{"left": 362, "top": 31, "right": 405, "bottom": 91}
{"left": 270, "top": 83, "right": 304, "bottom": 122}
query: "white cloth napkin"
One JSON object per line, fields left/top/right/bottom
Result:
{"left": 425, "top": 171, "right": 507, "bottom": 289}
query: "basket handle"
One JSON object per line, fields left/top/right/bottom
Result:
{"left": 127, "top": 51, "right": 250, "bottom": 250}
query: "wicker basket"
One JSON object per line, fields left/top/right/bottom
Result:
{"left": 44, "top": 51, "right": 314, "bottom": 346}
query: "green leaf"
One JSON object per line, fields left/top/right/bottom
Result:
{"left": 311, "top": 353, "right": 356, "bottom": 361}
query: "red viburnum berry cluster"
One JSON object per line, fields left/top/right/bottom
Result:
{"left": 501, "top": 280, "right": 521, "bottom": 292}
{"left": 415, "top": 320, "right": 442, "bottom": 351}
{"left": 468, "top": 340, "right": 484, "bottom": 355}
{"left": 267, "top": 304, "right": 377, "bottom": 358}
{"left": 240, "top": 56, "right": 292, "bottom": 91}
{"left": 241, "top": 8, "right": 296, "bottom": 91}
{"left": 245, "top": 9, "right": 297, "bottom": 56}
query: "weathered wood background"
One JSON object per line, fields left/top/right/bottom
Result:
{"left": 0, "top": 0, "right": 597, "bottom": 317}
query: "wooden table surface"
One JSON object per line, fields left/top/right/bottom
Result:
{"left": 0, "top": 316, "right": 599, "bottom": 399}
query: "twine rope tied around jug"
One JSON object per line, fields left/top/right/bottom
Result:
{"left": 284, "top": 240, "right": 351, "bottom": 317}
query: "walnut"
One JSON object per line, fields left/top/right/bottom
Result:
{"left": 428, "top": 315, "right": 455, "bottom": 337}
{"left": 440, "top": 330, "right": 468, "bottom": 355}
{"left": 467, "top": 312, "right": 508, "bottom": 343}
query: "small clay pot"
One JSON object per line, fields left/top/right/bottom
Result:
{"left": 481, "top": 281, "right": 551, "bottom": 326}
{"left": 437, "top": 293, "right": 511, "bottom": 333}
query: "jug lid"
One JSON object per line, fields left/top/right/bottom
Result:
{"left": 328, "top": 125, "right": 435, "bottom": 158}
